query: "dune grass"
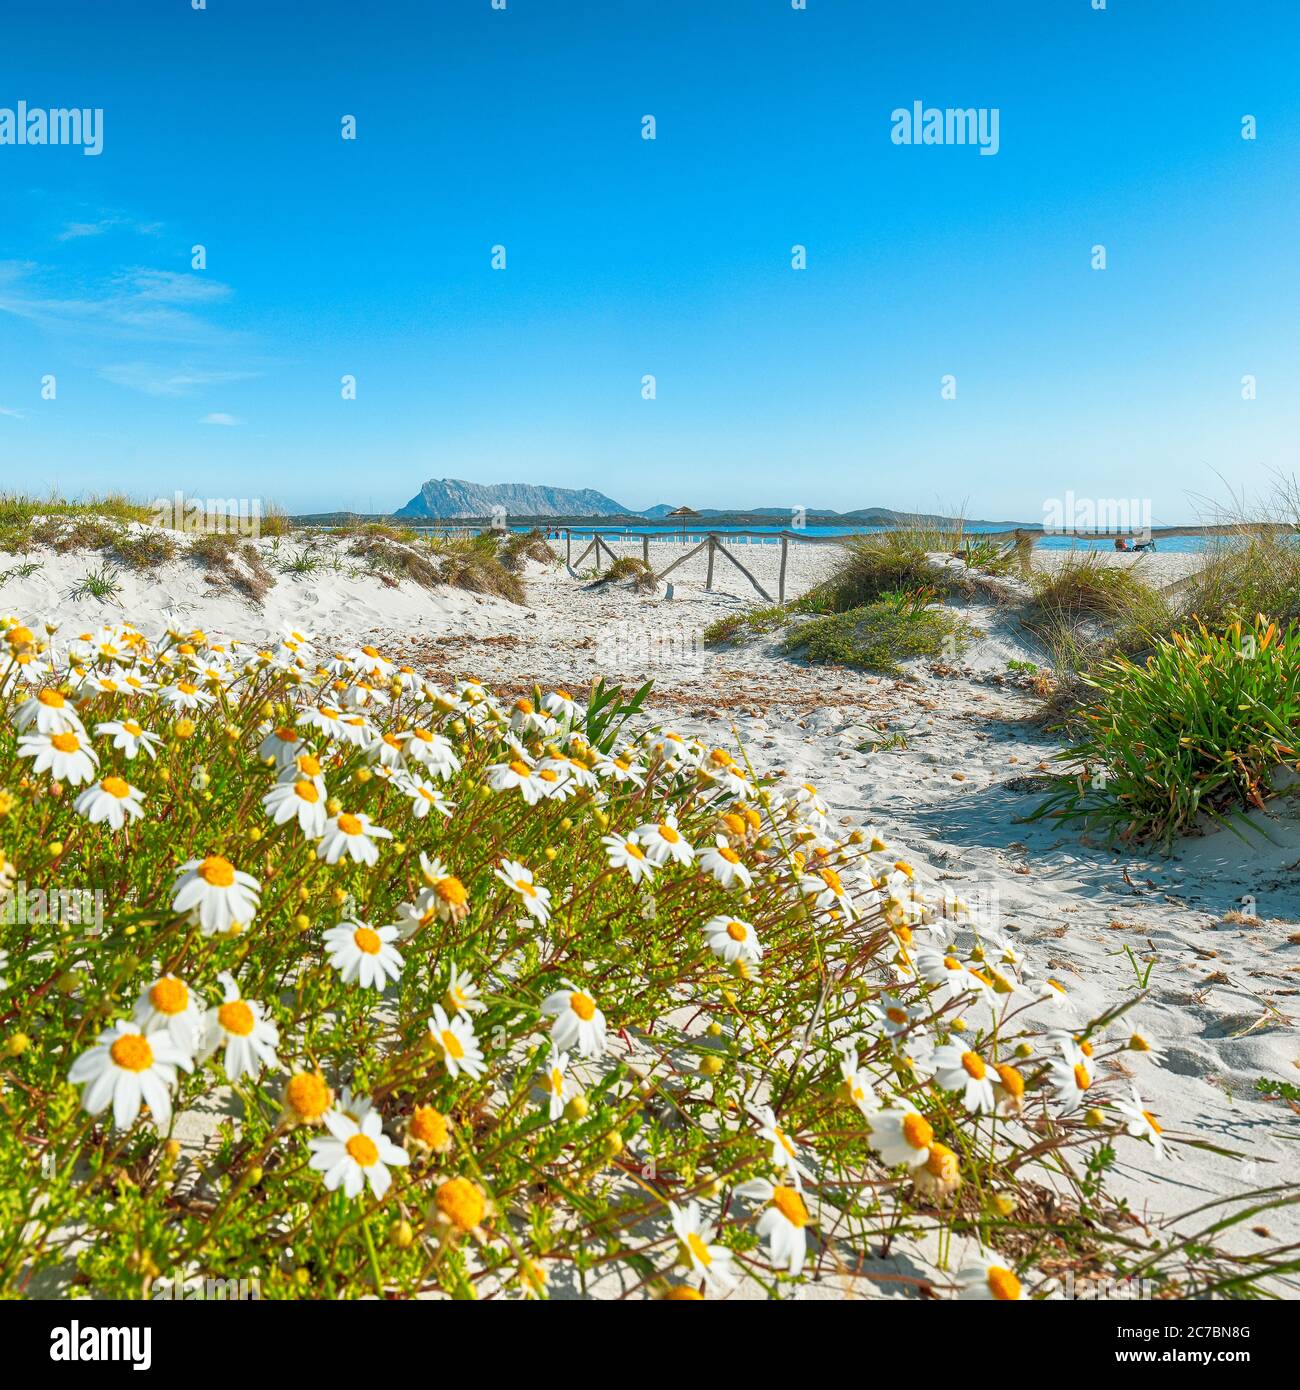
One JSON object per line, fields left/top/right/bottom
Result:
{"left": 1031, "top": 616, "right": 1300, "bottom": 846}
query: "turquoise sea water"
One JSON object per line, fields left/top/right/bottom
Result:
{"left": 503, "top": 523, "right": 1264, "bottom": 554}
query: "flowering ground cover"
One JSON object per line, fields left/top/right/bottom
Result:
{"left": 0, "top": 612, "right": 1288, "bottom": 1300}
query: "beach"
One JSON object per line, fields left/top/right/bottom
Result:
{"left": 4, "top": 528, "right": 1296, "bottom": 1295}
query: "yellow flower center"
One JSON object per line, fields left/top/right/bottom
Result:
{"left": 623, "top": 841, "right": 645, "bottom": 860}
{"left": 123, "top": 720, "right": 143, "bottom": 736}
{"left": 987, "top": 1266, "right": 1021, "bottom": 1301}
{"left": 772, "top": 1185, "right": 809, "bottom": 1228}
{"left": 298, "top": 754, "right": 323, "bottom": 777}
{"left": 361, "top": 645, "right": 380, "bottom": 658}
{"left": 100, "top": 776, "right": 131, "bottom": 799}
{"left": 924, "top": 1142, "right": 959, "bottom": 1180}
{"left": 295, "top": 780, "right": 320, "bottom": 803}
{"left": 440, "top": 1029, "right": 465, "bottom": 1060}
{"left": 218, "top": 1000, "right": 255, "bottom": 1036}
{"left": 51, "top": 731, "right": 81, "bottom": 753}
{"left": 509, "top": 760, "right": 531, "bottom": 777}
{"left": 550, "top": 1067, "right": 566, "bottom": 1096}
{"left": 725, "top": 921, "right": 748, "bottom": 941}
{"left": 435, "top": 876, "right": 467, "bottom": 906}
{"left": 820, "top": 869, "right": 843, "bottom": 893}
{"left": 515, "top": 878, "right": 536, "bottom": 897}
{"left": 285, "top": 1071, "right": 332, "bottom": 1120}
{"left": 346, "top": 1133, "right": 379, "bottom": 1167}
{"left": 996, "top": 1064, "right": 1025, "bottom": 1097}
{"left": 901, "top": 1112, "right": 933, "bottom": 1151}
{"left": 409, "top": 1105, "right": 449, "bottom": 1148}
{"left": 515, "top": 698, "right": 533, "bottom": 714}
{"left": 110, "top": 1033, "right": 154, "bottom": 1072}
{"left": 353, "top": 926, "right": 382, "bottom": 954}
{"left": 436, "top": 1176, "right": 484, "bottom": 1231}
{"left": 149, "top": 977, "right": 188, "bottom": 1015}
{"left": 1073, "top": 1063, "right": 1091, "bottom": 1092}
{"left": 1142, "top": 1110, "right": 1163, "bottom": 1134}
{"left": 686, "top": 1233, "right": 713, "bottom": 1267}
{"left": 274, "top": 725, "right": 299, "bottom": 743}
{"left": 337, "top": 813, "right": 363, "bottom": 836}
{"left": 658, "top": 823, "right": 679, "bottom": 843}
{"left": 199, "top": 856, "right": 236, "bottom": 887}
{"left": 570, "top": 992, "right": 596, "bottom": 1021}
{"left": 886, "top": 1006, "right": 908, "bottom": 1025}
{"left": 178, "top": 681, "right": 198, "bottom": 695}
{"left": 37, "top": 688, "right": 66, "bottom": 707}
{"left": 960, "top": 1051, "right": 986, "bottom": 1080}
{"left": 718, "top": 847, "right": 739, "bottom": 864}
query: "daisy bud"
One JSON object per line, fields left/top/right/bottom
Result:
{"left": 392, "top": 1219, "right": 415, "bottom": 1249}
{"left": 1084, "top": 1107, "right": 1106, "bottom": 1127}
{"left": 951, "top": 1018, "right": 967, "bottom": 1033}
{"left": 5, "top": 1032, "right": 31, "bottom": 1057}
{"left": 48, "top": 841, "right": 64, "bottom": 857}
{"left": 706, "top": 1022, "right": 722, "bottom": 1037}
{"left": 601, "top": 1131, "right": 624, "bottom": 1159}
{"left": 560, "top": 818, "right": 573, "bottom": 831}
{"left": 175, "top": 719, "right": 196, "bottom": 739}
{"left": 992, "top": 1191, "right": 1018, "bottom": 1217}
{"left": 245, "top": 1165, "right": 264, "bottom": 1186}
{"left": 355, "top": 767, "right": 372, "bottom": 783}
{"left": 699, "top": 1055, "right": 723, "bottom": 1076}
{"left": 298, "top": 885, "right": 310, "bottom": 901}
{"left": 544, "top": 847, "right": 557, "bottom": 861}
{"left": 248, "top": 827, "right": 263, "bottom": 841}
{"left": 1015, "top": 1041, "right": 1033, "bottom": 1059}
{"left": 331, "top": 886, "right": 348, "bottom": 906}
{"left": 326, "top": 797, "right": 342, "bottom": 815}
{"left": 164, "top": 1140, "right": 181, "bottom": 1161}
{"left": 564, "top": 1094, "right": 589, "bottom": 1121}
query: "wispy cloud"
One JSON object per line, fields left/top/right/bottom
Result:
{"left": 98, "top": 363, "right": 260, "bottom": 398}
{"left": 0, "top": 406, "right": 26, "bottom": 420}
{"left": 199, "top": 412, "right": 240, "bottom": 427}
{"left": 0, "top": 259, "right": 235, "bottom": 345}
{"left": 57, "top": 213, "right": 163, "bottom": 241}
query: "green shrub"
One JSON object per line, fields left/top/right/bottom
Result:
{"left": 113, "top": 531, "right": 180, "bottom": 571}
{"left": 801, "top": 534, "right": 965, "bottom": 615}
{"left": 702, "top": 605, "right": 792, "bottom": 647}
{"left": 781, "top": 595, "right": 968, "bottom": 674}
{"left": 1032, "top": 616, "right": 1300, "bottom": 846}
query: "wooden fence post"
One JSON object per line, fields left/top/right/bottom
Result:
{"left": 705, "top": 536, "right": 715, "bottom": 591}
{"left": 642, "top": 534, "right": 650, "bottom": 567}
{"left": 565, "top": 529, "right": 571, "bottom": 566}
{"left": 779, "top": 536, "right": 789, "bottom": 604}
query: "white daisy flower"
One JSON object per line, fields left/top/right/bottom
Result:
{"left": 308, "top": 1109, "right": 409, "bottom": 1200}
{"left": 17, "top": 729, "right": 99, "bottom": 785}
{"left": 443, "top": 965, "right": 484, "bottom": 1015}
{"left": 956, "top": 1253, "right": 1024, "bottom": 1301}
{"left": 1114, "top": 1087, "right": 1172, "bottom": 1161}
{"left": 495, "top": 859, "right": 552, "bottom": 925}
{"left": 702, "top": 914, "right": 762, "bottom": 966}
{"left": 931, "top": 1043, "right": 998, "bottom": 1114}
{"left": 345, "top": 644, "right": 394, "bottom": 680}
{"left": 602, "top": 833, "right": 656, "bottom": 885}
{"left": 427, "top": 1004, "right": 486, "bottom": 1081}
{"left": 171, "top": 856, "right": 261, "bottom": 936}
{"left": 595, "top": 750, "right": 646, "bottom": 787}
{"left": 14, "top": 688, "right": 84, "bottom": 735}
{"left": 74, "top": 774, "right": 145, "bottom": 831}
{"left": 263, "top": 776, "right": 328, "bottom": 838}
{"left": 698, "top": 836, "right": 753, "bottom": 890}
{"left": 316, "top": 811, "right": 392, "bottom": 866}
{"left": 67, "top": 1020, "right": 194, "bottom": 1131}
{"left": 542, "top": 688, "right": 579, "bottom": 722}
{"left": 541, "top": 984, "right": 606, "bottom": 1058}
{"left": 323, "top": 919, "right": 404, "bottom": 991}
{"left": 735, "top": 1179, "right": 810, "bottom": 1276}
{"left": 399, "top": 775, "right": 454, "bottom": 820}
{"left": 159, "top": 679, "right": 215, "bottom": 713}
{"left": 867, "top": 1103, "right": 935, "bottom": 1170}
{"left": 670, "top": 1201, "right": 735, "bottom": 1292}
{"left": 632, "top": 816, "right": 695, "bottom": 867}
{"left": 95, "top": 718, "right": 162, "bottom": 760}
{"left": 257, "top": 723, "right": 305, "bottom": 768}
{"left": 542, "top": 1050, "right": 579, "bottom": 1121}
{"left": 133, "top": 974, "right": 205, "bottom": 1052}
{"left": 751, "top": 1105, "right": 814, "bottom": 1183}
{"left": 200, "top": 973, "right": 280, "bottom": 1082}
{"left": 487, "top": 756, "right": 550, "bottom": 806}
{"left": 403, "top": 727, "right": 461, "bottom": 778}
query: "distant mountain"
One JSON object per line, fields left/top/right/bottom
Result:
{"left": 395, "top": 478, "right": 633, "bottom": 519}
{"left": 634, "top": 504, "right": 1020, "bottom": 526}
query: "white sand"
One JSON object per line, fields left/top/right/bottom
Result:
{"left": 5, "top": 528, "right": 1297, "bottom": 1297}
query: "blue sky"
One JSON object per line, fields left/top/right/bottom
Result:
{"left": 1, "top": 0, "right": 1298, "bottom": 522}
